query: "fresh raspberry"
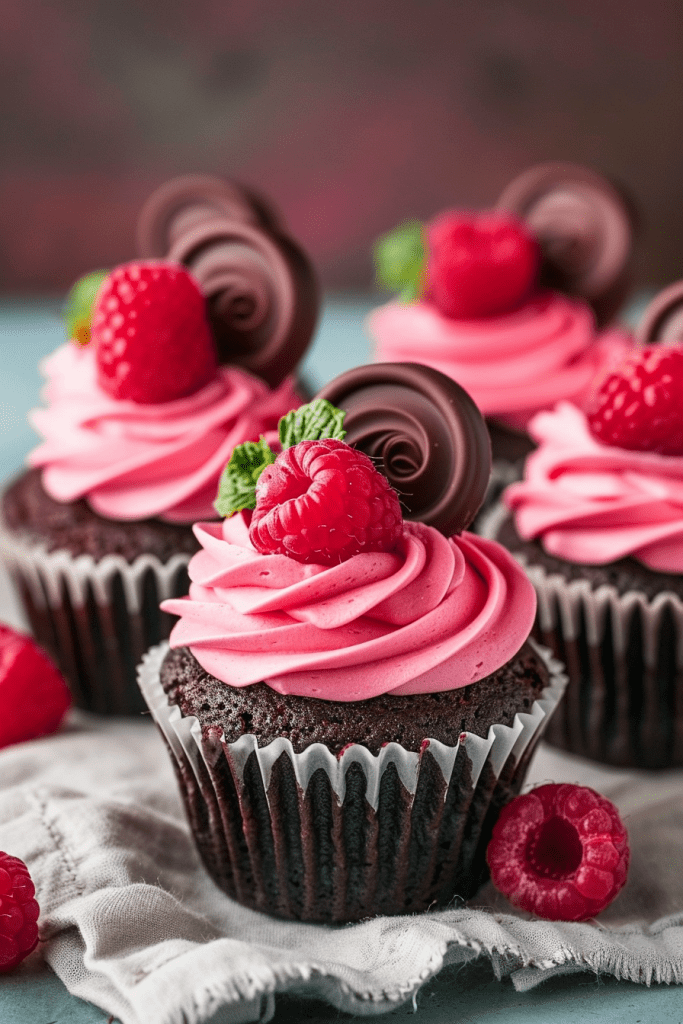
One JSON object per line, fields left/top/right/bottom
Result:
{"left": 0, "top": 853, "right": 39, "bottom": 971}
{"left": 487, "top": 784, "right": 629, "bottom": 921}
{"left": 93, "top": 260, "right": 217, "bottom": 404}
{"left": 250, "top": 438, "right": 403, "bottom": 565}
{"left": 0, "top": 624, "right": 71, "bottom": 750}
{"left": 426, "top": 211, "right": 539, "bottom": 319}
{"left": 587, "top": 345, "right": 683, "bottom": 455}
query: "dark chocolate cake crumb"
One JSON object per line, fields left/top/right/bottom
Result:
{"left": 2, "top": 468, "right": 200, "bottom": 563}
{"left": 160, "top": 643, "right": 549, "bottom": 755}
{"left": 496, "top": 512, "right": 683, "bottom": 601}
{"left": 486, "top": 417, "right": 536, "bottom": 466}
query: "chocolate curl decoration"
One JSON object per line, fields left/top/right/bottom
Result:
{"left": 137, "top": 175, "right": 319, "bottom": 388}
{"left": 637, "top": 280, "right": 683, "bottom": 345}
{"left": 317, "top": 363, "right": 491, "bottom": 536}
{"left": 136, "top": 174, "right": 280, "bottom": 255}
{"left": 497, "top": 162, "right": 636, "bottom": 327}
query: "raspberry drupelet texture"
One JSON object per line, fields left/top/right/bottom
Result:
{"left": 487, "top": 784, "right": 629, "bottom": 921}
{"left": 0, "top": 853, "right": 39, "bottom": 972}
{"left": 0, "top": 624, "right": 71, "bottom": 750}
{"left": 92, "top": 260, "right": 217, "bottom": 404}
{"left": 426, "top": 211, "right": 540, "bottom": 320}
{"left": 249, "top": 438, "right": 403, "bottom": 565}
{"left": 588, "top": 345, "right": 683, "bottom": 455}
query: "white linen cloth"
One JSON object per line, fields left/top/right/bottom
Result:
{"left": 2, "top": 714, "right": 683, "bottom": 1024}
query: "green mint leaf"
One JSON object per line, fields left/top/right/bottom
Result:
{"left": 278, "top": 399, "right": 346, "bottom": 449}
{"left": 373, "top": 220, "right": 426, "bottom": 302}
{"left": 64, "top": 269, "right": 109, "bottom": 346}
{"left": 214, "top": 438, "right": 276, "bottom": 517}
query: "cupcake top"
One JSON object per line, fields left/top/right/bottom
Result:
{"left": 505, "top": 287, "right": 683, "bottom": 571}
{"left": 29, "top": 332, "right": 298, "bottom": 523}
{"left": 369, "top": 163, "right": 635, "bottom": 431}
{"left": 28, "top": 177, "right": 319, "bottom": 524}
{"left": 163, "top": 365, "right": 537, "bottom": 700}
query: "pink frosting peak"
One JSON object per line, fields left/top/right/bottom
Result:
{"left": 369, "top": 291, "right": 632, "bottom": 430}
{"left": 162, "top": 515, "right": 536, "bottom": 700}
{"left": 29, "top": 344, "right": 300, "bottom": 523}
{"left": 505, "top": 402, "right": 683, "bottom": 571}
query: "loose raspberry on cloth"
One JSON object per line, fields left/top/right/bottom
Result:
{"left": 487, "top": 784, "right": 629, "bottom": 921}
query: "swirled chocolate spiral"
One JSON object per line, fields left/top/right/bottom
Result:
{"left": 637, "top": 280, "right": 683, "bottom": 345}
{"left": 137, "top": 175, "right": 319, "bottom": 388}
{"left": 317, "top": 363, "right": 491, "bottom": 536}
{"left": 497, "top": 162, "right": 636, "bottom": 327}
{"left": 136, "top": 174, "right": 280, "bottom": 256}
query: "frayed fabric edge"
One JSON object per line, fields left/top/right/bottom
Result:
{"left": 112, "top": 912, "right": 683, "bottom": 1024}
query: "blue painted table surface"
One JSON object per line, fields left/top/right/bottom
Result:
{"left": 1, "top": 295, "right": 681, "bottom": 1024}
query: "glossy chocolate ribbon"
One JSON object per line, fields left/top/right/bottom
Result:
{"left": 637, "top": 280, "right": 683, "bottom": 345}
{"left": 497, "top": 162, "right": 635, "bottom": 326}
{"left": 136, "top": 174, "right": 280, "bottom": 254}
{"left": 137, "top": 175, "right": 319, "bottom": 387}
{"left": 317, "top": 363, "right": 491, "bottom": 535}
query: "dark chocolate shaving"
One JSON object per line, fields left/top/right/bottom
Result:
{"left": 137, "top": 175, "right": 319, "bottom": 387}
{"left": 317, "top": 363, "right": 491, "bottom": 536}
{"left": 136, "top": 174, "right": 278, "bottom": 256}
{"left": 497, "top": 162, "right": 635, "bottom": 327}
{"left": 637, "top": 280, "right": 683, "bottom": 345}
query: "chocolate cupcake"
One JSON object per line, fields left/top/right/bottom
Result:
{"left": 1, "top": 176, "right": 319, "bottom": 715}
{"left": 486, "top": 282, "right": 683, "bottom": 768}
{"left": 368, "top": 163, "right": 637, "bottom": 504}
{"left": 138, "top": 365, "right": 565, "bottom": 921}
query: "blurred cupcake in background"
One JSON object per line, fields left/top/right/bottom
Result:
{"left": 487, "top": 281, "right": 683, "bottom": 769}
{"left": 368, "top": 163, "right": 637, "bottom": 492}
{"left": 139, "top": 364, "right": 565, "bottom": 923}
{"left": 0, "top": 176, "right": 319, "bottom": 715}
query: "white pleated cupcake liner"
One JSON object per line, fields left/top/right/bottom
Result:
{"left": 0, "top": 521, "right": 191, "bottom": 613}
{"left": 138, "top": 639, "right": 567, "bottom": 811}
{"left": 138, "top": 639, "right": 565, "bottom": 920}
{"left": 0, "top": 519, "right": 192, "bottom": 714}
{"left": 481, "top": 504, "right": 683, "bottom": 766}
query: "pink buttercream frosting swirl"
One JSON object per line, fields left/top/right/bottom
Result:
{"left": 369, "top": 291, "right": 632, "bottom": 431}
{"left": 505, "top": 401, "right": 683, "bottom": 571}
{"left": 28, "top": 343, "right": 299, "bottom": 523}
{"left": 161, "top": 514, "right": 536, "bottom": 700}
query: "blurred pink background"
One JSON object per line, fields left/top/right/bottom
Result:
{"left": 1, "top": 0, "right": 682, "bottom": 292}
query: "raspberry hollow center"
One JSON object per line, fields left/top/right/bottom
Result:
{"left": 527, "top": 816, "right": 583, "bottom": 879}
